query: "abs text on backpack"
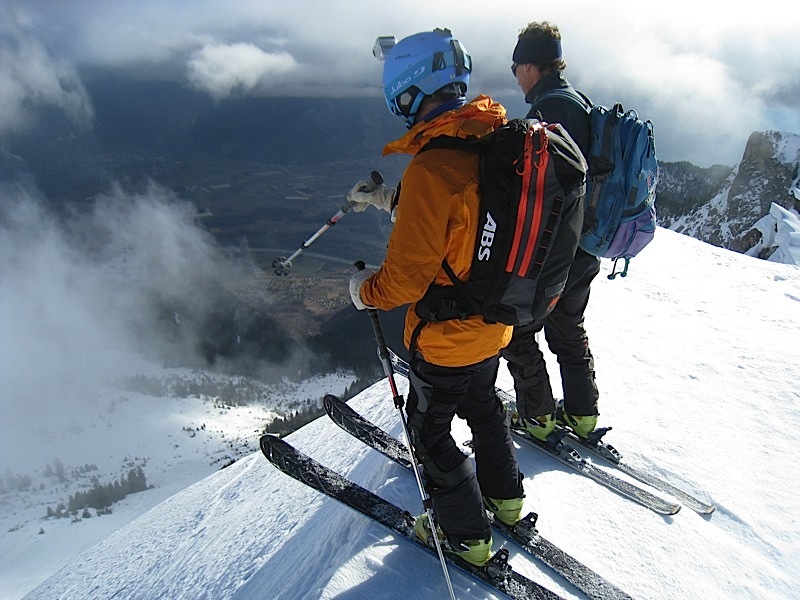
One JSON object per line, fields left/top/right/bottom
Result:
{"left": 415, "top": 119, "right": 587, "bottom": 327}
{"left": 535, "top": 90, "right": 658, "bottom": 279}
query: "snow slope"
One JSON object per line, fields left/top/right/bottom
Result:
{"left": 21, "top": 228, "right": 800, "bottom": 600}
{"left": 0, "top": 370, "right": 355, "bottom": 599}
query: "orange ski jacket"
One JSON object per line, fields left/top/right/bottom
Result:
{"left": 359, "top": 95, "right": 512, "bottom": 367}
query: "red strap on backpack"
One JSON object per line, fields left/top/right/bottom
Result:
{"left": 506, "top": 123, "right": 549, "bottom": 276}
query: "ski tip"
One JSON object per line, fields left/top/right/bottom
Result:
{"left": 323, "top": 394, "right": 340, "bottom": 411}
{"left": 696, "top": 503, "right": 717, "bottom": 515}
{"left": 259, "top": 433, "right": 278, "bottom": 459}
{"left": 260, "top": 433, "right": 279, "bottom": 446}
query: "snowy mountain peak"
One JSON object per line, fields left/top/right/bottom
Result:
{"left": 668, "top": 129, "right": 800, "bottom": 260}
{"left": 769, "top": 130, "right": 800, "bottom": 166}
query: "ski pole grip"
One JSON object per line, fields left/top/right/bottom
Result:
{"left": 343, "top": 171, "right": 384, "bottom": 213}
{"left": 363, "top": 170, "right": 384, "bottom": 193}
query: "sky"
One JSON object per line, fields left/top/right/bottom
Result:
{"left": 1, "top": 0, "right": 799, "bottom": 166}
{"left": 9, "top": 226, "right": 800, "bottom": 600}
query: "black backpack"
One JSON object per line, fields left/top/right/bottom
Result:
{"left": 414, "top": 118, "right": 587, "bottom": 327}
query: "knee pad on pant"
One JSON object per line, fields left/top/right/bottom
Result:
{"left": 406, "top": 370, "right": 460, "bottom": 465}
{"left": 420, "top": 452, "right": 474, "bottom": 491}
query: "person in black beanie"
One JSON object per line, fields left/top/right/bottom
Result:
{"left": 504, "top": 21, "right": 602, "bottom": 442}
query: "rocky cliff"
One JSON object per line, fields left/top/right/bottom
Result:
{"left": 659, "top": 131, "right": 800, "bottom": 254}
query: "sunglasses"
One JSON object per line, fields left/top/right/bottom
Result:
{"left": 511, "top": 62, "right": 520, "bottom": 76}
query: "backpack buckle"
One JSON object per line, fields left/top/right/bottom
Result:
{"left": 438, "top": 298, "right": 469, "bottom": 320}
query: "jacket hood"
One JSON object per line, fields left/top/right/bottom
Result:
{"left": 382, "top": 95, "right": 506, "bottom": 157}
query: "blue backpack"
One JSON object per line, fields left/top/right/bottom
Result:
{"left": 535, "top": 90, "right": 658, "bottom": 279}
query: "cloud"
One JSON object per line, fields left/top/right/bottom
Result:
{"left": 187, "top": 42, "right": 297, "bottom": 100}
{"left": 0, "top": 32, "right": 94, "bottom": 135}
{"left": 1, "top": 0, "right": 798, "bottom": 165}
{"left": 0, "top": 182, "right": 254, "bottom": 451}
{"left": 561, "top": 29, "right": 763, "bottom": 167}
{"left": 543, "top": 2, "right": 799, "bottom": 166}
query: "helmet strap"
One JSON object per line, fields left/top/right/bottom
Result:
{"left": 403, "top": 92, "right": 429, "bottom": 128}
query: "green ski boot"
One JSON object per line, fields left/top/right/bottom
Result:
{"left": 511, "top": 411, "right": 556, "bottom": 442}
{"left": 413, "top": 513, "right": 493, "bottom": 567}
{"left": 483, "top": 495, "right": 525, "bottom": 526}
{"left": 557, "top": 409, "right": 599, "bottom": 440}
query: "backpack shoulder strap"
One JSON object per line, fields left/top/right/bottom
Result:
{"left": 419, "top": 135, "right": 484, "bottom": 154}
{"left": 532, "top": 88, "right": 592, "bottom": 113}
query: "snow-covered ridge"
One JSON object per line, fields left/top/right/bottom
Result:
{"left": 13, "top": 228, "right": 800, "bottom": 600}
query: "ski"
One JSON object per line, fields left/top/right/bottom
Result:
{"left": 573, "top": 439, "right": 715, "bottom": 515}
{"left": 388, "top": 350, "right": 712, "bottom": 514}
{"left": 387, "top": 350, "right": 680, "bottom": 516}
{"left": 508, "top": 423, "right": 680, "bottom": 515}
{"left": 495, "top": 388, "right": 716, "bottom": 515}
{"left": 260, "top": 434, "right": 562, "bottom": 600}
{"left": 324, "top": 394, "right": 634, "bottom": 600}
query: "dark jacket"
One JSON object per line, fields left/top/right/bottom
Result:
{"left": 525, "top": 71, "right": 591, "bottom": 157}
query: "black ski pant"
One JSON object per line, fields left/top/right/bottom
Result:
{"left": 406, "top": 353, "right": 523, "bottom": 544}
{"left": 502, "top": 248, "right": 601, "bottom": 420}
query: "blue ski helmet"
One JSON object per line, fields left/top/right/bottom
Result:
{"left": 379, "top": 28, "right": 471, "bottom": 127}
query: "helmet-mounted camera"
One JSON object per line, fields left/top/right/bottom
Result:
{"left": 373, "top": 36, "right": 397, "bottom": 61}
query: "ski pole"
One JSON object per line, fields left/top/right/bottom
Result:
{"left": 273, "top": 171, "right": 384, "bottom": 276}
{"left": 353, "top": 261, "right": 456, "bottom": 600}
